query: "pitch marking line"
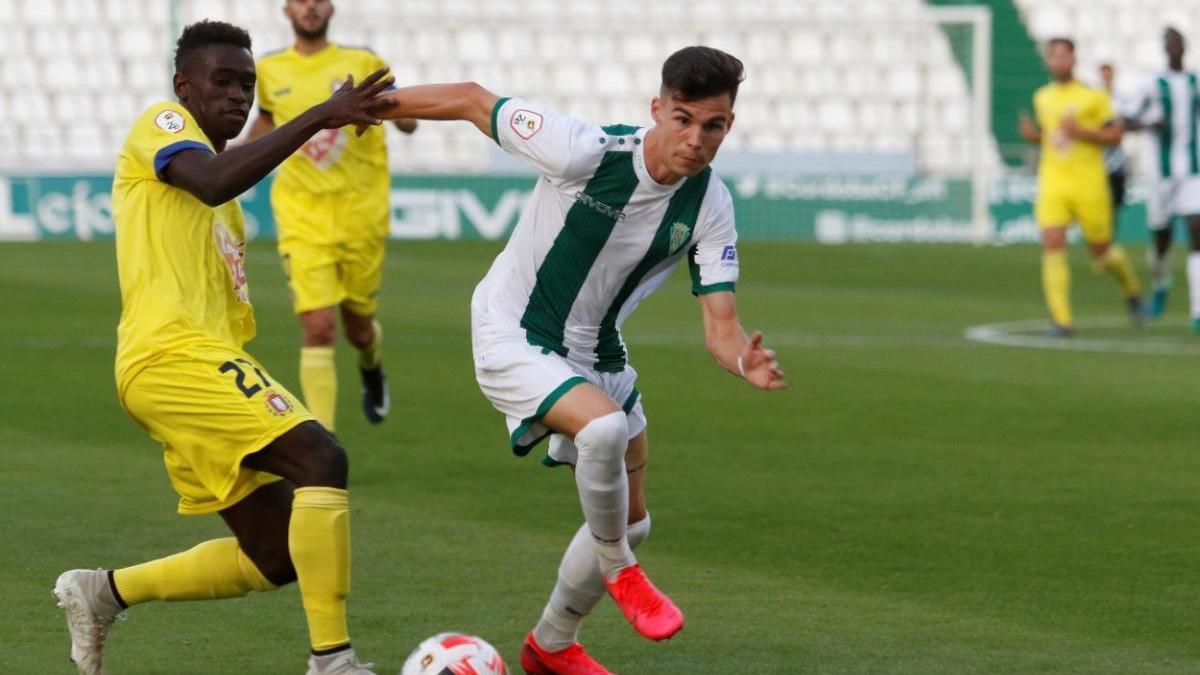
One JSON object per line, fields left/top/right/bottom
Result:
{"left": 964, "top": 317, "right": 1200, "bottom": 356}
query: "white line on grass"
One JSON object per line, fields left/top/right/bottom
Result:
{"left": 964, "top": 317, "right": 1200, "bottom": 355}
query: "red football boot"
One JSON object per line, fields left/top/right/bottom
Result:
{"left": 602, "top": 564, "right": 684, "bottom": 641}
{"left": 520, "top": 632, "right": 613, "bottom": 675}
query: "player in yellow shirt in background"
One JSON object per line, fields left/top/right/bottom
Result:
{"left": 52, "top": 21, "right": 392, "bottom": 675}
{"left": 250, "top": 0, "right": 417, "bottom": 432}
{"left": 1019, "top": 37, "right": 1142, "bottom": 336}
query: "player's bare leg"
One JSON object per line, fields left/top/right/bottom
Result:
{"left": 242, "top": 422, "right": 374, "bottom": 674}
{"left": 543, "top": 390, "right": 682, "bottom": 641}
{"left": 524, "top": 432, "right": 651, "bottom": 674}
{"left": 1087, "top": 239, "right": 1143, "bottom": 325}
{"left": 300, "top": 307, "right": 339, "bottom": 432}
{"left": 342, "top": 307, "right": 388, "bottom": 424}
{"left": 1041, "top": 225, "right": 1074, "bottom": 336}
{"left": 1184, "top": 216, "right": 1200, "bottom": 332}
{"left": 1147, "top": 227, "right": 1173, "bottom": 318}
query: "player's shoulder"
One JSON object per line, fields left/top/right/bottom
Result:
{"left": 334, "top": 43, "right": 386, "bottom": 66}
{"left": 256, "top": 47, "right": 292, "bottom": 71}
{"left": 131, "top": 101, "right": 192, "bottom": 134}
{"left": 335, "top": 43, "right": 380, "bottom": 57}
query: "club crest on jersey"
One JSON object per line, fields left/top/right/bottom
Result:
{"left": 265, "top": 392, "right": 293, "bottom": 416}
{"left": 154, "top": 110, "right": 185, "bottom": 134}
{"left": 668, "top": 222, "right": 691, "bottom": 254}
{"left": 511, "top": 109, "right": 543, "bottom": 140}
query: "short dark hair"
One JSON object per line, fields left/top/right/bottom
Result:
{"left": 174, "top": 20, "right": 253, "bottom": 71}
{"left": 660, "top": 46, "right": 745, "bottom": 105}
{"left": 1046, "top": 37, "right": 1074, "bottom": 52}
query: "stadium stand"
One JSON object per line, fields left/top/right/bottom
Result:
{"left": 1013, "top": 0, "right": 1200, "bottom": 173}
{"left": 0, "top": 0, "right": 992, "bottom": 175}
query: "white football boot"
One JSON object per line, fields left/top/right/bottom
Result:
{"left": 53, "top": 569, "right": 123, "bottom": 675}
{"left": 306, "top": 648, "right": 376, "bottom": 675}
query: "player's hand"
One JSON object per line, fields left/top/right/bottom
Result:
{"left": 1060, "top": 114, "right": 1082, "bottom": 138}
{"left": 1018, "top": 110, "right": 1039, "bottom": 139}
{"left": 739, "top": 331, "right": 786, "bottom": 391}
{"left": 315, "top": 68, "right": 396, "bottom": 132}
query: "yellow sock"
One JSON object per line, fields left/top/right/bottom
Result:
{"left": 300, "top": 346, "right": 337, "bottom": 432}
{"left": 290, "top": 487, "right": 352, "bottom": 652}
{"left": 1042, "top": 250, "right": 1073, "bottom": 326}
{"left": 1096, "top": 245, "right": 1142, "bottom": 297}
{"left": 356, "top": 320, "right": 383, "bottom": 370}
{"left": 112, "top": 538, "right": 276, "bottom": 606}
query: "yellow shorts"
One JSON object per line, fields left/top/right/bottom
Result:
{"left": 120, "top": 344, "right": 315, "bottom": 515}
{"left": 278, "top": 236, "right": 385, "bottom": 316}
{"left": 273, "top": 189, "right": 389, "bottom": 316}
{"left": 1035, "top": 177, "right": 1113, "bottom": 244}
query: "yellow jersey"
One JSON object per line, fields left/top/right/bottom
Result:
{"left": 257, "top": 44, "right": 391, "bottom": 239}
{"left": 112, "top": 102, "right": 255, "bottom": 395}
{"left": 1033, "top": 79, "right": 1115, "bottom": 185}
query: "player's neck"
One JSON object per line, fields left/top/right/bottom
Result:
{"left": 642, "top": 128, "right": 685, "bottom": 186}
{"left": 1169, "top": 60, "right": 1184, "bottom": 72}
{"left": 1053, "top": 74, "right": 1074, "bottom": 85}
{"left": 293, "top": 35, "right": 331, "bottom": 56}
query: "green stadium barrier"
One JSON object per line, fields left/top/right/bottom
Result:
{"left": 0, "top": 172, "right": 1156, "bottom": 244}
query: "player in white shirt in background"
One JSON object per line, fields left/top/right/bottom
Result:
{"left": 368, "top": 46, "right": 786, "bottom": 674}
{"left": 1127, "top": 27, "right": 1200, "bottom": 329}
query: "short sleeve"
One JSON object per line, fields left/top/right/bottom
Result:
{"left": 687, "top": 178, "right": 739, "bottom": 295}
{"left": 489, "top": 97, "right": 596, "bottom": 180}
{"left": 1128, "top": 78, "right": 1162, "bottom": 125}
{"left": 127, "top": 103, "right": 214, "bottom": 181}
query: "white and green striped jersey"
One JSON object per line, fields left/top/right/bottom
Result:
{"left": 1131, "top": 69, "right": 1200, "bottom": 178}
{"left": 474, "top": 97, "right": 739, "bottom": 372}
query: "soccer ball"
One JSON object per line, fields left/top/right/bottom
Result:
{"left": 399, "top": 632, "right": 508, "bottom": 675}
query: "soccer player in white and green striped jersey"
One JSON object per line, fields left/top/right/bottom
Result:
{"left": 371, "top": 46, "right": 786, "bottom": 674}
{"left": 1127, "top": 27, "right": 1200, "bottom": 330}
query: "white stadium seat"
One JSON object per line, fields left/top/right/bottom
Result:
{"left": 0, "top": 0, "right": 989, "bottom": 173}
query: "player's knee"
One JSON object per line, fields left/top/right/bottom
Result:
{"left": 302, "top": 314, "right": 337, "bottom": 346}
{"left": 306, "top": 439, "right": 349, "bottom": 488}
{"left": 343, "top": 321, "right": 374, "bottom": 349}
{"left": 244, "top": 541, "right": 297, "bottom": 587}
{"left": 574, "top": 411, "right": 629, "bottom": 464}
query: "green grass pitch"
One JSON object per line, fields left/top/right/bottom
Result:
{"left": 3, "top": 240, "right": 1199, "bottom": 673}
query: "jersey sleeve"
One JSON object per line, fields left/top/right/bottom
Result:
{"left": 1128, "top": 78, "right": 1162, "bottom": 125}
{"left": 489, "top": 97, "right": 596, "bottom": 180}
{"left": 127, "top": 103, "right": 214, "bottom": 181}
{"left": 687, "top": 178, "right": 739, "bottom": 295}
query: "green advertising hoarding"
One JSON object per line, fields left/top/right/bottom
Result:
{"left": 0, "top": 172, "right": 1155, "bottom": 244}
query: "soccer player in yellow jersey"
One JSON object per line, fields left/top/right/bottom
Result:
{"left": 249, "top": 0, "right": 417, "bottom": 432}
{"left": 52, "top": 21, "right": 392, "bottom": 675}
{"left": 1019, "top": 37, "right": 1143, "bottom": 336}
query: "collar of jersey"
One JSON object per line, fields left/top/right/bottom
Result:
{"left": 632, "top": 128, "right": 684, "bottom": 194}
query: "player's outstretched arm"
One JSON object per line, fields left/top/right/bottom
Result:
{"left": 369, "top": 82, "right": 499, "bottom": 138}
{"left": 165, "top": 68, "right": 394, "bottom": 206}
{"left": 1063, "top": 118, "right": 1124, "bottom": 146}
{"left": 698, "top": 291, "right": 786, "bottom": 391}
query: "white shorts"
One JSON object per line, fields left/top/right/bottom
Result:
{"left": 472, "top": 317, "right": 646, "bottom": 459}
{"left": 1147, "top": 175, "right": 1200, "bottom": 230}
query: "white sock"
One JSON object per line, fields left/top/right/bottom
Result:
{"left": 534, "top": 514, "right": 652, "bottom": 652}
{"left": 1188, "top": 252, "right": 1200, "bottom": 318}
{"left": 1147, "top": 246, "right": 1172, "bottom": 290}
{"left": 572, "top": 411, "right": 633, "bottom": 579}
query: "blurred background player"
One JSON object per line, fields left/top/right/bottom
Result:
{"left": 249, "top": 0, "right": 418, "bottom": 432}
{"left": 52, "top": 21, "right": 392, "bottom": 675}
{"left": 369, "top": 46, "right": 787, "bottom": 674}
{"left": 1099, "top": 63, "right": 1130, "bottom": 240}
{"left": 1125, "top": 27, "right": 1200, "bottom": 329}
{"left": 1018, "top": 37, "right": 1142, "bottom": 336}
